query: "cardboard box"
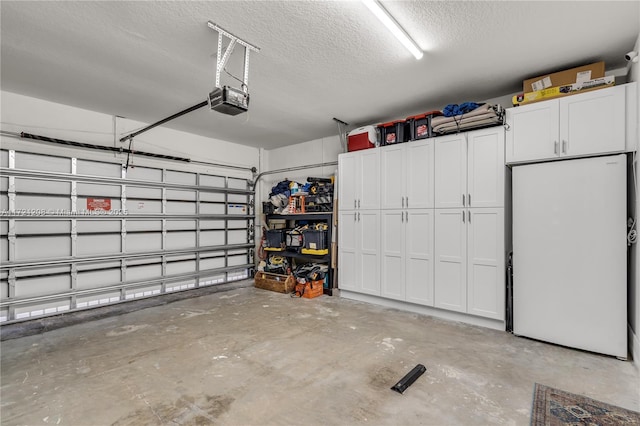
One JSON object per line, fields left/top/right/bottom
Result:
{"left": 523, "top": 61, "right": 605, "bottom": 93}
{"left": 512, "top": 76, "right": 615, "bottom": 106}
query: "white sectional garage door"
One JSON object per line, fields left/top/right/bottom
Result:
{"left": 0, "top": 149, "right": 254, "bottom": 323}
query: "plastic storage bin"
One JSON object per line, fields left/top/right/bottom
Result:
{"left": 378, "top": 120, "right": 408, "bottom": 146}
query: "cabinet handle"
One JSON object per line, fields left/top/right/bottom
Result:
{"left": 405, "top": 211, "right": 408, "bottom": 222}
{"left": 554, "top": 141, "right": 559, "bottom": 154}
{"left": 467, "top": 194, "right": 471, "bottom": 206}
{"left": 358, "top": 212, "right": 360, "bottom": 222}
{"left": 406, "top": 197, "right": 409, "bottom": 208}
{"left": 462, "top": 211, "right": 465, "bottom": 223}
{"left": 401, "top": 197, "right": 405, "bottom": 208}
{"left": 354, "top": 212, "right": 357, "bottom": 222}
{"left": 562, "top": 140, "right": 567, "bottom": 153}
{"left": 354, "top": 199, "right": 357, "bottom": 209}
{"left": 462, "top": 194, "right": 465, "bottom": 207}
{"left": 401, "top": 211, "right": 404, "bottom": 222}
{"left": 468, "top": 210, "right": 471, "bottom": 222}
{"left": 358, "top": 199, "right": 361, "bottom": 208}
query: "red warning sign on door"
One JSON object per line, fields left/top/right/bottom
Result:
{"left": 87, "top": 198, "right": 111, "bottom": 211}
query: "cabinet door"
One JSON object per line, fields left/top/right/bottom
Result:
{"left": 434, "top": 209, "right": 467, "bottom": 312}
{"left": 560, "top": 85, "right": 626, "bottom": 157}
{"left": 435, "top": 134, "right": 467, "bottom": 208}
{"left": 359, "top": 149, "right": 380, "bottom": 210}
{"left": 405, "top": 209, "right": 435, "bottom": 306}
{"left": 381, "top": 210, "right": 405, "bottom": 300}
{"left": 406, "top": 140, "right": 434, "bottom": 209}
{"left": 505, "top": 101, "right": 559, "bottom": 164}
{"left": 338, "top": 210, "right": 358, "bottom": 292}
{"left": 467, "top": 208, "right": 504, "bottom": 320}
{"left": 358, "top": 210, "right": 380, "bottom": 295}
{"left": 467, "top": 127, "right": 505, "bottom": 208}
{"left": 380, "top": 145, "right": 405, "bottom": 210}
{"left": 338, "top": 153, "right": 358, "bottom": 210}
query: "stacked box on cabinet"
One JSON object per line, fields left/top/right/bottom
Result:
{"left": 378, "top": 120, "right": 409, "bottom": 146}
{"left": 406, "top": 110, "right": 442, "bottom": 140}
{"left": 347, "top": 126, "right": 378, "bottom": 151}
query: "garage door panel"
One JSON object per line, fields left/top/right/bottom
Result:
{"left": 77, "top": 291, "right": 121, "bottom": 307}
{"left": 78, "top": 234, "right": 121, "bottom": 256}
{"left": 15, "top": 274, "right": 70, "bottom": 298}
{"left": 200, "top": 175, "right": 225, "bottom": 187}
{"left": 166, "top": 220, "right": 196, "bottom": 231}
{"left": 15, "top": 236, "right": 71, "bottom": 260}
{"left": 127, "top": 220, "right": 161, "bottom": 232}
{"left": 126, "top": 199, "right": 161, "bottom": 214}
{"left": 2, "top": 149, "right": 253, "bottom": 323}
{"left": 200, "top": 192, "right": 225, "bottom": 202}
{"left": 201, "top": 230, "right": 225, "bottom": 246}
{"left": 166, "top": 232, "right": 196, "bottom": 250}
{"left": 166, "top": 201, "right": 196, "bottom": 214}
{"left": 127, "top": 233, "right": 162, "bottom": 252}
{"left": 77, "top": 220, "right": 120, "bottom": 233}
{"left": 165, "top": 170, "right": 196, "bottom": 185}
{"left": 127, "top": 264, "right": 162, "bottom": 282}
{"left": 166, "top": 190, "right": 196, "bottom": 201}
{"left": 200, "top": 203, "right": 225, "bottom": 215}
{"left": 126, "top": 186, "right": 162, "bottom": 199}
{"left": 15, "top": 179, "right": 70, "bottom": 195}
{"left": 228, "top": 230, "right": 248, "bottom": 245}
{"left": 166, "top": 260, "right": 196, "bottom": 275}
{"left": 126, "top": 166, "right": 162, "bottom": 182}
{"left": 77, "top": 268, "right": 121, "bottom": 290}
{"left": 77, "top": 183, "right": 121, "bottom": 198}
{"left": 76, "top": 160, "right": 121, "bottom": 178}
{"left": 16, "top": 152, "right": 70, "bottom": 173}
{"left": 15, "top": 195, "right": 70, "bottom": 211}
{"left": 15, "top": 220, "right": 71, "bottom": 235}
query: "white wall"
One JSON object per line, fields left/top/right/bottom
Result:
{"left": 627, "top": 33, "right": 640, "bottom": 367}
{"left": 0, "top": 91, "right": 259, "bottom": 179}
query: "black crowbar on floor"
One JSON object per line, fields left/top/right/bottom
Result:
{"left": 391, "top": 364, "right": 426, "bottom": 394}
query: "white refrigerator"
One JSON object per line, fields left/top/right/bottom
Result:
{"left": 512, "top": 154, "right": 627, "bottom": 358}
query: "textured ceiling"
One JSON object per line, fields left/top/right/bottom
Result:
{"left": 1, "top": 1, "right": 639, "bottom": 150}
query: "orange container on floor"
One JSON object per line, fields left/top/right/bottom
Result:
{"left": 294, "top": 280, "right": 324, "bottom": 299}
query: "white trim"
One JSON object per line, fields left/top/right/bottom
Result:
{"left": 630, "top": 324, "right": 640, "bottom": 371}
{"left": 340, "top": 290, "right": 506, "bottom": 331}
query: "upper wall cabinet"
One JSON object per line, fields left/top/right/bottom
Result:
{"left": 339, "top": 149, "right": 380, "bottom": 210}
{"left": 435, "top": 127, "right": 505, "bottom": 209}
{"left": 506, "top": 84, "right": 636, "bottom": 165}
{"left": 380, "top": 139, "right": 434, "bottom": 210}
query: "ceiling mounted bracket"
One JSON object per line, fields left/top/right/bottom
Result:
{"left": 208, "top": 21, "right": 260, "bottom": 93}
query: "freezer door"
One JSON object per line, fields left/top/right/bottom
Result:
{"left": 512, "top": 154, "right": 627, "bottom": 358}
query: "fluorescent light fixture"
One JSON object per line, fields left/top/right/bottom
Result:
{"left": 362, "top": 0, "right": 423, "bottom": 60}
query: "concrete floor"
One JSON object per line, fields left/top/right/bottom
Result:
{"left": 1, "top": 285, "right": 639, "bottom": 425}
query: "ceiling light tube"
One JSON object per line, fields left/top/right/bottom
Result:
{"left": 362, "top": 0, "right": 423, "bottom": 60}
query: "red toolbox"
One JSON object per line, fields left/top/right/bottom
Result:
{"left": 347, "top": 126, "right": 377, "bottom": 152}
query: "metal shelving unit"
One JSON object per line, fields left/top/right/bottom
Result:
{"left": 266, "top": 212, "right": 334, "bottom": 295}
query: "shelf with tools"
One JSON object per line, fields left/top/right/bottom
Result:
{"left": 263, "top": 212, "right": 334, "bottom": 295}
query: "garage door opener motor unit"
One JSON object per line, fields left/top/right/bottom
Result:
{"left": 207, "top": 21, "right": 260, "bottom": 116}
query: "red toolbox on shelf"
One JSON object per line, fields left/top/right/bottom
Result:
{"left": 347, "top": 126, "right": 378, "bottom": 152}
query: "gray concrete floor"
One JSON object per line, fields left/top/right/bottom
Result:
{"left": 1, "top": 286, "right": 639, "bottom": 425}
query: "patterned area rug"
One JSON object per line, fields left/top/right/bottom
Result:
{"left": 531, "top": 383, "right": 640, "bottom": 425}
